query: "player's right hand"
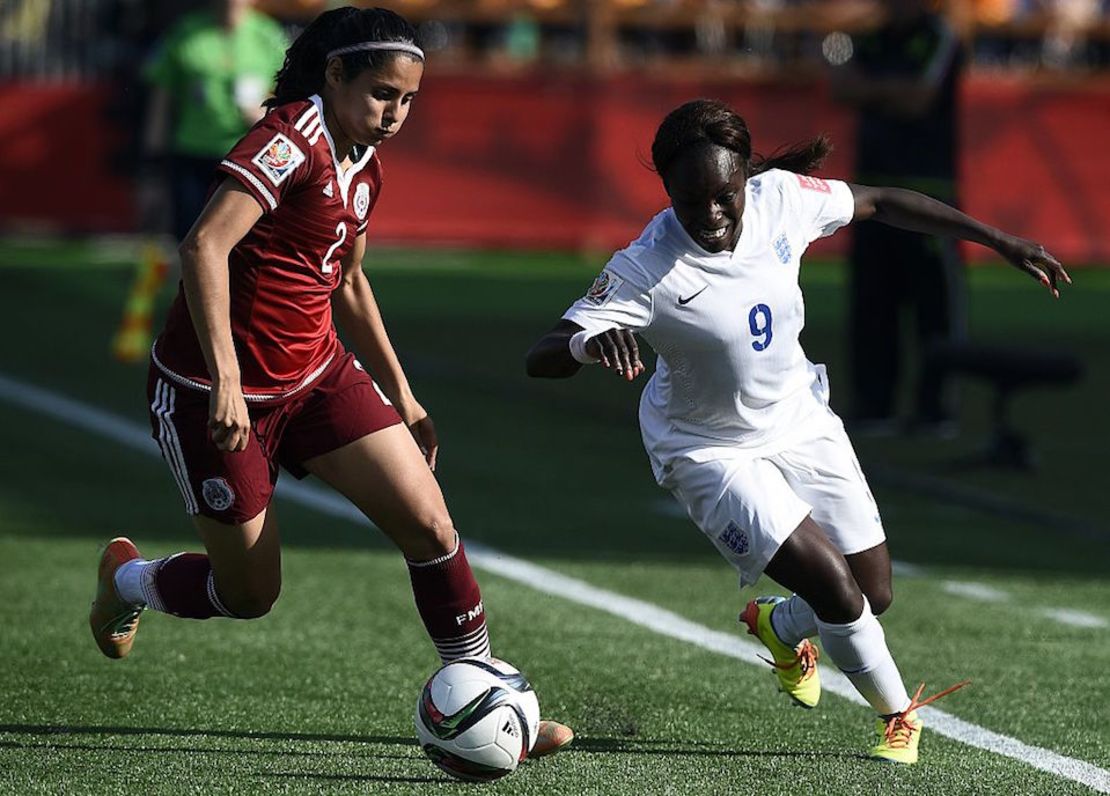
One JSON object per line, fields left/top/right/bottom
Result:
{"left": 208, "top": 383, "right": 251, "bottom": 452}
{"left": 995, "top": 234, "right": 1071, "bottom": 299}
{"left": 587, "top": 329, "right": 645, "bottom": 382}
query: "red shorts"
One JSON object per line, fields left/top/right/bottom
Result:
{"left": 147, "top": 352, "right": 402, "bottom": 524}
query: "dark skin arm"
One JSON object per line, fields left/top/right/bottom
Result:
{"left": 849, "top": 184, "right": 1070, "bottom": 297}
{"left": 526, "top": 184, "right": 1070, "bottom": 381}
{"left": 525, "top": 321, "right": 644, "bottom": 381}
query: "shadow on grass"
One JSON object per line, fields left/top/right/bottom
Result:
{"left": 260, "top": 772, "right": 449, "bottom": 785}
{"left": 0, "top": 724, "right": 456, "bottom": 787}
{"left": 0, "top": 723, "right": 416, "bottom": 748}
{"left": 563, "top": 736, "right": 860, "bottom": 761}
{"left": 0, "top": 739, "right": 414, "bottom": 761}
{"left": 0, "top": 724, "right": 862, "bottom": 764}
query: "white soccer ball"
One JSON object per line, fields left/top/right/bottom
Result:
{"left": 414, "top": 656, "right": 541, "bottom": 782}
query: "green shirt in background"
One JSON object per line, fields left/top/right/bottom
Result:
{"left": 145, "top": 9, "right": 287, "bottom": 158}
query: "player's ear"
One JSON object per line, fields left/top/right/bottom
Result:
{"left": 324, "top": 55, "right": 345, "bottom": 89}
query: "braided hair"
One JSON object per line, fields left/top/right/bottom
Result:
{"left": 265, "top": 7, "right": 420, "bottom": 109}
{"left": 651, "top": 99, "right": 831, "bottom": 183}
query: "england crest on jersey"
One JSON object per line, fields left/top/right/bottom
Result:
{"left": 773, "top": 233, "right": 792, "bottom": 264}
{"left": 354, "top": 182, "right": 371, "bottom": 220}
{"left": 251, "top": 133, "right": 305, "bottom": 186}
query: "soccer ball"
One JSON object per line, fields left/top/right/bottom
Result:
{"left": 414, "top": 656, "right": 541, "bottom": 782}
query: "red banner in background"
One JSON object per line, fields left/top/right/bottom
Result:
{"left": 1, "top": 75, "right": 1107, "bottom": 263}
{"left": 0, "top": 84, "right": 132, "bottom": 233}
{"left": 368, "top": 73, "right": 856, "bottom": 255}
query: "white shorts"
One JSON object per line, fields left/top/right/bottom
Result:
{"left": 659, "top": 409, "right": 885, "bottom": 588}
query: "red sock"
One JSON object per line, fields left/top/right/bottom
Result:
{"left": 406, "top": 536, "right": 491, "bottom": 662}
{"left": 147, "top": 553, "right": 235, "bottom": 619}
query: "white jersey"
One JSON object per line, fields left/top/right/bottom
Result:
{"left": 562, "top": 169, "right": 855, "bottom": 480}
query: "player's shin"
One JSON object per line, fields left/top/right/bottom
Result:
{"left": 406, "top": 533, "right": 491, "bottom": 663}
{"left": 814, "top": 597, "right": 910, "bottom": 716}
{"left": 770, "top": 593, "right": 818, "bottom": 647}
{"left": 117, "top": 553, "right": 237, "bottom": 619}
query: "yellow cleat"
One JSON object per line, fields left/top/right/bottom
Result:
{"left": 89, "top": 537, "right": 145, "bottom": 659}
{"left": 870, "top": 680, "right": 971, "bottom": 764}
{"left": 530, "top": 720, "right": 574, "bottom": 758}
{"left": 741, "top": 597, "right": 820, "bottom": 709}
{"left": 871, "top": 709, "right": 924, "bottom": 764}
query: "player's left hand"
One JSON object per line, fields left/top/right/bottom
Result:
{"left": 587, "top": 328, "right": 645, "bottom": 383}
{"left": 995, "top": 234, "right": 1071, "bottom": 299}
{"left": 401, "top": 401, "right": 439, "bottom": 470}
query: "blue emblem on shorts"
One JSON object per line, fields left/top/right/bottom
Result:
{"left": 718, "top": 521, "right": 750, "bottom": 556}
{"left": 773, "top": 233, "right": 792, "bottom": 264}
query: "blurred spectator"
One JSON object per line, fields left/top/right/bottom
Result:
{"left": 1042, "top": 0, "right": 1102, "bottom": 69}
{"left": 141, "top": 0, "right": 287, "bottom": 241}
{"left": 831, "top": 0, "right": 966, "bottom": 434}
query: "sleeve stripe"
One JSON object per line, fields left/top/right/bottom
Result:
{"left": 293, "top": 105, "right": 319, "bottom": 132}
{"left": 220, "top": 160, "right": 278, "bottom": 211}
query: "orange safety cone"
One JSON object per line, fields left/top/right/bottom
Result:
{"left": 112, "top": 239, "right": 170, "bottom": 364}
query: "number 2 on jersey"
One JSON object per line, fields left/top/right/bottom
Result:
{"left": 321, "top": 222, "right": 347, "bottom": 274}
{"left": 749, "top": 303, "right": 773, "bottom": 351}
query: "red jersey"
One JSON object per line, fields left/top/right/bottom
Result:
{"left": 153, "top": 95, "right": 383, "bottom": 403}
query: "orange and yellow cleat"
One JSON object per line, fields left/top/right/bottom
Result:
{"left": 89, "top": 537, "right": 145, "bottom": 659}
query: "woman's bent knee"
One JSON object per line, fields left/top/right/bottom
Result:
{"left": 399, "top": 514, "right": 457, "bottom": 561}
{"left": 219, "top": 582, "right": 281, "bottom": 619}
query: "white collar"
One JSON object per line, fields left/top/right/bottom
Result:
{"left": 310, "top": 94, "right": 375, "bottom": 207}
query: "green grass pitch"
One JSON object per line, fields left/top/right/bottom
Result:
{"left": 0, "top": 242, "right": 1107, "bottom": 794}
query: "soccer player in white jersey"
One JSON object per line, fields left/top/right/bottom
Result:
{"left": 526, "top": 99, "right": 1069, "bottom": 764}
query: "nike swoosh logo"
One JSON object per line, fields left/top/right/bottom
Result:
{"left": 677, "top": 286, "right": 707, "bottom": 306}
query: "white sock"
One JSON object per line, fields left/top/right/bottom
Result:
{"left": 815, "top": 597, "right": 911, "bottom": 716}
{"left": 770, "top": 594, "right": 818, "bottom": 647}
{"left": 114, "top": 559, "right": 155, "bottom": 607}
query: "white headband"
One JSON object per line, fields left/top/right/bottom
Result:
{"left": 326, "top": 42, "right": 425, "bottom": 62}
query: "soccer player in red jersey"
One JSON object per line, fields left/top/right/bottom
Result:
{"left": 89, "top": 5, "right": 571, "bottom": 757}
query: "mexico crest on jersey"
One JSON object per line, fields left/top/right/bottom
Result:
{"left": 584, "top": 270, "right": 624, "bottom": 306}
{"left": 354, "top": 182, "right": 371, "bottom": 220}
{"left": 251, "top": 133, "right": 305, "bottom": 186}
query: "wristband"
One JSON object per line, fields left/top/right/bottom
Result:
{"left": 568, "top": 329, "right": 600, "bottom": 364}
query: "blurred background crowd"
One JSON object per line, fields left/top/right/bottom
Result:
{"left": 3, "top": 2, "right": 1106, "bottom": 424}
{"left": 3, "top": 0, "right": 1110, "bottom": 81}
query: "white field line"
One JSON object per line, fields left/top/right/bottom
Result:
{"left": 1048, "top": 609, "right": 1109, "bottom": 630}
{"left": 1, "top": 372, "right": 1108, "bottom": 794}
{"left": 941, "top": 581, "right": 1010, "bottom": 602}
{"left": 891, "top": 559, "right": 925, "bottom": 577}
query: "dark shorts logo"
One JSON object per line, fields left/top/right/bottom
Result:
{"left": 202, "top": 478, "right": 236, "bottom": 512}
{"left": 718, "top": 521, "right": 749, "bottom": 556}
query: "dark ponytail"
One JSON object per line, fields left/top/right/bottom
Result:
{"left": 265, "top": 6, "right": 420, "bottom": 109}
{"left": 651, "top": 99, "right": 831, "bottom": 182}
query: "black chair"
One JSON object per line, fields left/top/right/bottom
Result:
{"left": 924, "top": 342, "right": 1083, "bottom": 469}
